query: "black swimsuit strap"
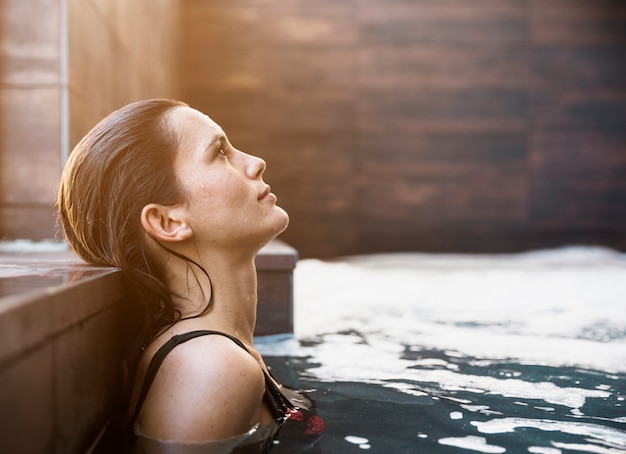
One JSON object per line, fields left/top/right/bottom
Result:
{"left": 131, "top": 330, "right": 293, "bottom": 426}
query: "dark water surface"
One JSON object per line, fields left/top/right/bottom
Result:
{"left": 264, "top": 336, "right": 625, "bottom": 453}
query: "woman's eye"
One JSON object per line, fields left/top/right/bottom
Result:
{"left": 219, "top": 148, "right": 228, "bottom": 158}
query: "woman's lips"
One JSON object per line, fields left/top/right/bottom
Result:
{"left": 259, "top": 185, "right": 276, "bottom": 201}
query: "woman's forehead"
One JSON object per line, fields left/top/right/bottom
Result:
{"left": 169, "top": 107, "right": 225, "bottom": 156}
{"left": 170, "top": 106, "right": 225, "bottom": 144}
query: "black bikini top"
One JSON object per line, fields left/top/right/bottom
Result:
{"left": 131, "top": 330, "right": 294, "bottom": 426}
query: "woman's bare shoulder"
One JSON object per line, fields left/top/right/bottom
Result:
{"left": 137, "top": 333, "right": 265, "bottom": 442}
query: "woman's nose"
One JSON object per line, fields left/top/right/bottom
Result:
{"left": 245, "top": 153, "right": 266, "bottom": 179}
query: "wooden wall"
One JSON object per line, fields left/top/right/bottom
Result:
{"left": 0, "top": 0, "right": 180, "bottom": 240}
{"left": 177, "top": 0, "right": 626, "bottom": 258}
{"left": 3, "top": 0, "right": 625, "bottom": 257}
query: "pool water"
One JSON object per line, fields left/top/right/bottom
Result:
{"left": 258, "top": 247, "right": 626, "bottom": 453}
{"left": 264, "top": 338, "right": 625, "bottom": 453}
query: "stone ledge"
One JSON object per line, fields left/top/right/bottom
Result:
{"left": 0, "top": 239, "right": 297, "bottom": 453}
{"left": 0, "top": 239, "right": 297, "bottom": 337}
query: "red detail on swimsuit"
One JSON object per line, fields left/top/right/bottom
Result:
{"left": 304, "top": 415, "right": 326, "bottom": 435}
{"left": 287, "top": 409, "right": 304, "bottom": 421}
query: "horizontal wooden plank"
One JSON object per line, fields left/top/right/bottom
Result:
{"left": 530, "top": 132, "right": 626, "bottom": 177}
{"left": 531, "top": 90, "right": 626, "bottom": 131}
{"left": 531, "top": 180, "right": 626, "bottom": 230}
{"left": 356, "top": 89, "right": 529, "bottom": 133}
{"left": 180, "top": 45, "right": 356, "bottom": 93}
{"left": 530, "top": 47, "right": 626, "bottom": 91}
{"left": 357, "top": 45, "right": 529, "bottom": 91}
{"left": 178, "top": 3, "right": 358, "bottom": 48}
{"left": 358, "top": 169, "right": 528, "bottom": 223}
{"left": 357, "top": 222, "right": 532, "bottom": 254}
{"left": 531, "top": 0, "right": 626, "bottom": 46}
{"left": 358, "top": 0, "right": 529, "bottom": 44}
{"left": 359, "top": 133, "right": 527, "bottom": 170}
{"left": 189, "top": 91, "right": 356, "bottom": 137}
{"left": 530, "top": 132, "right": 626, "bottom": 229}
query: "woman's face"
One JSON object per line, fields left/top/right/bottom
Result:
{"left": 167, "top": 106, "right": 289, "bottom": 250}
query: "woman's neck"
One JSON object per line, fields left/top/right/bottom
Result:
{"left": 165, "top": 249, "right": 259, "bottom": 346}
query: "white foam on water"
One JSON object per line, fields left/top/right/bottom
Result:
{"left": 292, "top": 329, "right": 610, "bottom": 411}
{"left": 551, "top": 442, "right": 624, "bottom": 454}
{"left": 438, "top": 435, "right": 505, "bottom": 453}
{"left": 293, "top": 247, "right": 626, "bottom": 373}
{"left": 345, "top": 436, "right": 368, "bottom": 444}
{"left": 345, "top": 435, "right": 370, "bottom": 449}
{"left": 528, "top": 447, "right": 562, "bottom": 454}
{"left": 472, "top": 418, "right": 626, "bottom": 450}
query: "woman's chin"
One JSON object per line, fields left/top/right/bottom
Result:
{"left": 245, "top": 212, "right": 289, "bottom": 252}
{"left": 263, "top": 209, "right": 289, "bottom": 245}
{"left": 276, "top": 208, "right": 290, "bottom": 235}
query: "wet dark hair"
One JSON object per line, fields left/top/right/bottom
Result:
{"left": 57, "top": 98, "right": 194, "bottom": 356}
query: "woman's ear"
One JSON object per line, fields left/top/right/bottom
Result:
{"left": 140, "top": 203, "right": 193, "bottom": 242}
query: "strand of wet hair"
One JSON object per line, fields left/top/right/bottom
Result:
{"left": 146, "top": 242, "right": 214, "bottom": 343}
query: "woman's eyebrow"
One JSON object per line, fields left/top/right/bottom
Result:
{"left": 205, "top": 134, "right": 225, "bottom": 153}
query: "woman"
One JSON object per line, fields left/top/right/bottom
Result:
{"left": 57, "top": 99, "right": 323, "bottom": 453}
